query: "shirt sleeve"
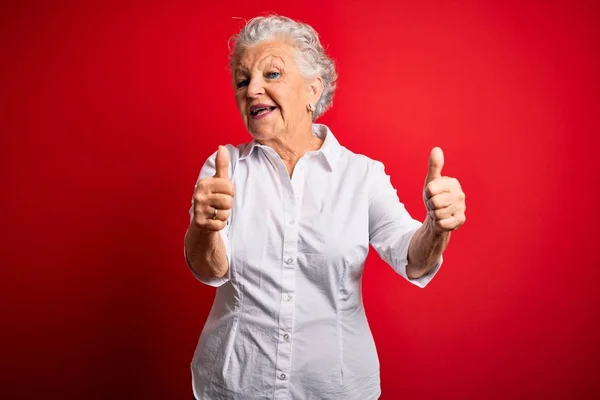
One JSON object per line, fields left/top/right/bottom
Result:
{"left": 184, "top": 145, "right": 236, "bottom": 287}
{"left": 368, "top": 160, "right": 442, "bottom": 288}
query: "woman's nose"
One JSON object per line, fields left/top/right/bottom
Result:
{"left": 246, "top": 78, "right": 265, "bottom": 98}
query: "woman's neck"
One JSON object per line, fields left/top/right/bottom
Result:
{"left": 260, "top": 122, "right": 323, "bottom": 175}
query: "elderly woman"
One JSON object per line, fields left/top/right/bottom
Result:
{"left": 184, "top": 15, "right": 466, "bottom": 400}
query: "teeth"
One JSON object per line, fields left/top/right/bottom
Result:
{"left": 251, "top": 107, "right": 272, "bottom": 116}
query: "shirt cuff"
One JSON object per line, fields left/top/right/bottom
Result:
{"left": 396, "top": 227, "right": 443, "bottom": 288}
{"left": 404, "top": 256, "right": 443, "bottom": 288}
{"left": 184, "top": 229, "right": 231, "bottom": 288}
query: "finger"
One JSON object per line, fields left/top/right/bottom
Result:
{"left": 207, "top": 207, "right": 230, "bottom": 222}
{"left": 426, "top": 192, "right": 454, "bottom": 210}
{"left": 424, "top": 176, "right": 459, "bottom": 199}
{"left": 425, "top": 147, "right": 444, "bottom": 185}
{"left": 209, "top": 178, "right": 235, "bottom": 196}
{"left": 193, "top": 217, "right": 228, "bottom": 232}
{"left": 429, "top": 204, "right": 456, "bottom": 221}
{"left": 214, "top": 145, "right": 230, "bottom": 179}
{"left": 196, "top": 177, "right": 235, "bottom": 197}
{"left": 207, "top": 193, "right": 234, "bottom": 210}
{"left": 435, "top": 215, "right": 463, "bottom": 231}
{"left": 195, "top": 203, "right": 231, "bottom": 222}
{"left": 453, "top": 210, "right": 466, "bottom": 225}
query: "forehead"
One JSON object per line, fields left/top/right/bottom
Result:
{"left": 235, "top": 40, "right": 297, "bottom": 71}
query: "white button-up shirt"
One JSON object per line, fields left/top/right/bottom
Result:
{"left": 186, "top": 124, "right": 441, "bottom": 400}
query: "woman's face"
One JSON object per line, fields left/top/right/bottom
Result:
{"left": 233, "top": 40, "right": 320, "bottom": 141}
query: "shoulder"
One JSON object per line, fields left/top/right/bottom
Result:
{"left": 196, "top": 141, "right": 250, "bottom": 181}
{"left": 322, "top": 125, "right": 383, "bottom": 170}
{"left": 203, "top": 141, "right": 250, "bottom": 165}
{"left": 336, "top": 145, "right": 386, "bottom": 175}
{"left": 339, "top": 147, "right": 396, "bottom": 200}
{"left": 333, "top": 141, "right": 392, "bottom": 197}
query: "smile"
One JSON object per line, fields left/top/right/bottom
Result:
{"left": 249, "top": 104, "right": 277, "bottom": 120}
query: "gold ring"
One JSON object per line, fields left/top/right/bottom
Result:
{"left": 211, "top": 208, "right": 218, "bottom": 220}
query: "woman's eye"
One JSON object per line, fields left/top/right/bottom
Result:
{"left": 236, "top": 79, "right": 249, "bottom": 88}
{"left": 266, "top": 72, "right": 280, "bottom": 79}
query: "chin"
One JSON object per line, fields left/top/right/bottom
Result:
{"left": 248, "top": 125, "right": 278, "bottom": 141}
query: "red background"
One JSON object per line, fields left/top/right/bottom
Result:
{"left": 2, "top": 0, "right": 599, "bottom": 399}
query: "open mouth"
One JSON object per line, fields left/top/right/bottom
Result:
{"left": 250, "top": 105, "right": 277, "bottom": 119}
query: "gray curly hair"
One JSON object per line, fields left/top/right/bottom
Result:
{"left": 228, "top": 15, "right": 338, "bottom": 121}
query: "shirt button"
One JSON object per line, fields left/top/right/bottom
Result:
{"left": 284, "top": 294, "right": 292, "bottom": 302}
{"left": 285, "top": 258, "right": 293, "bottom": 265}
{"left": 289, "top": 220, "right": 295, "bottom": 225}
{"left": 283, "top": 333, "right": 290, "bottom": 341}
{"left": 279, "top": 373, "right": 286, "bottom": 380}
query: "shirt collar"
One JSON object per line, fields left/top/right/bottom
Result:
{"left": 238, "top": 123, "right": 341, "bottom": 171}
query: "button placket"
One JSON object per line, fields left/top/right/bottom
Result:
{"left": 274, "top": 163, "right": 301, "bottom": 398}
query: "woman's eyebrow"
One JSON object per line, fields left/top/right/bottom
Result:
{"left": 260, "top": 55, "right": 286, "bottom": 69}
{"left": 235, "top": 65, "right": 249, "bottom": 74}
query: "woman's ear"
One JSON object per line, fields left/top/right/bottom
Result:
{"left": 307, "top": 76, "right": 324, "bottom": 105}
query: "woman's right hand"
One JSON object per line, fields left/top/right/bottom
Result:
{"left": 191, "top": 146, "right": 235, "bottom": 232}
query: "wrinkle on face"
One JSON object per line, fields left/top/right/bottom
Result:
{"left": 231, "top": 40, "right": 324, "bottom": 174}
{"left": 233, "top": 40, "right": 311, "bottom": 144}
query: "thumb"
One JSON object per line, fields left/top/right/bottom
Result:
{"left": 214, "top": 145, "right": 230, "bottom": 179}
{"left": 425, "top": 147, "right": 444, "bottom": 184}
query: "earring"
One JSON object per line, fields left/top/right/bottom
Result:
{"left": 307, "top": 103, "right": 314, "bottom": 112}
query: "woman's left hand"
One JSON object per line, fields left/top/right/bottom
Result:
{"left": 423, "top": 147, "right": 466, "bottom": 232}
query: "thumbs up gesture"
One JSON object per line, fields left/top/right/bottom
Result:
{"left": 423, "top": 147, "right": 466, "bottom": 232}
{"left": 192, "top": 146, "right": 235, "bottom": 232}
